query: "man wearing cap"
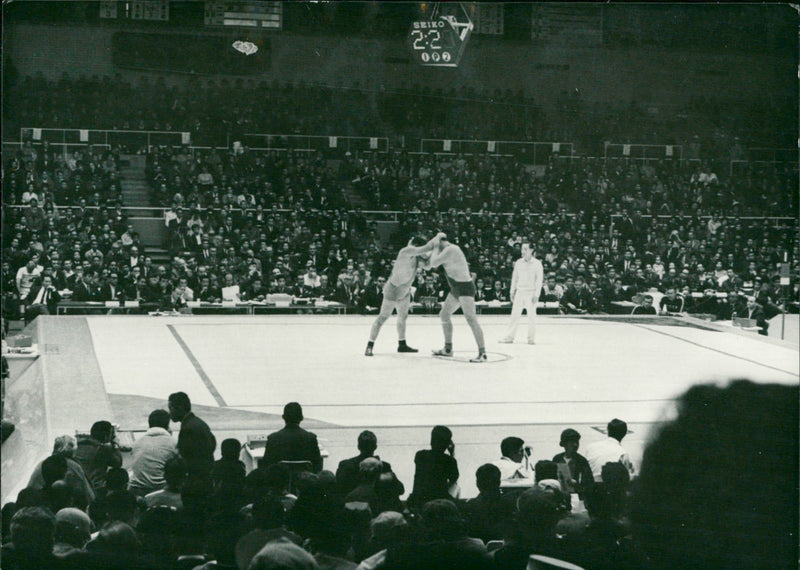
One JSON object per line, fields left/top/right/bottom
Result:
{"left": 263, "top": 402, "right": 322, "bottom": 472}
{"left": 365, "top": 232, "right": 445, "bottom": 356}
{"left": 500, "top": 242, "right": 544, "bottom": 344}
{"left": 552, "top": 429, "right": 593, "bottom": 499}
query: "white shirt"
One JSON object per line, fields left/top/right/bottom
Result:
{"left": 16, "top": 266, "right": 42, "bottom": 296}
{"left": 511, "top": 256, "right": 544, "bottom": 295}
{"left": 491, "top": 456, "right": 533, "bottom": 481}
{"left": 584, "top": 437, "right": 636, "bottom": 481}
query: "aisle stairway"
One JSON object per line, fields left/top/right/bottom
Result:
{"left": 119, "top": 154, "right": 170, "bottom": 265}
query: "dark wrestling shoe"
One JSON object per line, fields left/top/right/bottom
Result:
{"left": 365, "top": 345, "right": 373, "bottom": 356}
{"left": 398, "top": 344, "right": 419, "bottom": 353}
{"left": 470, "top": 352, "right": 488, "bottom": 363}
{"left": 432, "top": 348, "right": 453, "bottom": 357}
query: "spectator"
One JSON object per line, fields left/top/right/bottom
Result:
{"left": 584, "top": 419, "right": 636, "bottom": 482}
{"left": 211, "top": 437, "right": 247, "bottom": 509}
{"left": 461, "top": 463, "right": 516, "bottom": 543}
{"left": 552, "top": 428, "right": 593, "bottom": 499}
{"left": 27, "top": 434, "right": 95, "bottom": 510}
{"left": 407, "top": 426, "right": 459, "bottom": 510}
{"left": 492, "top": 486, "right": 569, "bottom": 570}
{"left": 168, "top": 391, "right": 217, "bottom": 497}
{"left": 335, "top": 430, "right": 402, "bottom": 498}
{"left": 247, "top": 541, "right": 319, "bottom": 570}
{"left": 73, "top": 420, "right": 123, "bottom": 493}
{"left": 144, "top": 456, "right": 187, "bottom": 510}
{"left": 263, "top": 402, "right": 323, "bottom": 473}
{"left": 23, "top": 274, "right": 61, "bottom": 323}
{"left": 383, "top": 499, "right": 492, "bottom": 570}
{"left": 631, "top": 294, "right": 657, "bottom": 315}
{"left": 128, "top": 409, "right": 179, "bottom": 497}
{"left": 491, "top": 436, "right": 534, "bottom": 481}
{"left": 1, "top": 506, "right": 59, "bottom": 570}
{"left": 733, "top": 296, "right": 770, "bottom": 336}
{"left": 53, "top": 507, "right": 93, "bottom": 559}
{"left": 632, "top": 380, "right": 798, "bottom": 569}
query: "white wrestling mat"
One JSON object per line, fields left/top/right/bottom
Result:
{"left": 87, "top": 314, "right": 798, "bottom": 428}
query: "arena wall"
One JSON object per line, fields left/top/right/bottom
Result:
{"left": 5, "top": 22, "right": 795, "bottom": 112}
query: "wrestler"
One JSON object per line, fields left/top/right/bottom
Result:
{"left": 428, "top": 234, "right": 487, "bottom": 363}
{"left": 365, "top": 232, "right": 446, "bottom": 356}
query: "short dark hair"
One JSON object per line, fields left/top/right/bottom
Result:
{"left": 501, "top": 436, "right": 524, "bottom": 458}
{"left": 282, "top": 402, "right": 303, "bottom": 424}
{"left": 168, "top": 392, "right": 191, "bottom": 411}
{"left": 42, "top": 455, "right": 68, "bottom": 487}
{"left": 106, "top": 467, "right": 129, "bottom": 492}
{"left": 357, "top": 430, "right": 378, "bottom": 455}
{"left": 148, "top": 409, "right": 171, "bottom": 429}
{"left": 90, "top": 420, "right": 114, "bottom": 442}
{"left": 430, "top": 425, "right": 452, "bottom": 453}
{"left": 220, "top": 438, "right": 241, "bottom": 460}
{"left": 10, "top": 507, "right": 55, "bottom": 555}
{"left": 475, "top": 463, "right": 501, "bottom": 493}
{"left": 607, "top": 418, "right": 628, "bottom": 441}
{"left": 409, "top": 235, "right": 427, "bottom": 247}
{"left": 164, "top": 457, "right": 188, "bottom": 488}
{"left": 534, "top": 460, "right": 559, "bottom": 482}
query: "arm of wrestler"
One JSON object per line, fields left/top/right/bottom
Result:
{"left": 427, "top": 243, "right": 453, "bottom": 270}
{"left": 404, "top": 232, "right": 447, "bottom": 256}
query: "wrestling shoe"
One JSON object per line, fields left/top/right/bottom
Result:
{"left": 499, "top": 338, "right": 513, "bottom": 344}
{"left": 432, "top": 348, "right": 453, "bottom": 357}
{"left": 470, "top": 352, "right": 488, "bottom": 363}
{"left": 365, "top": 345, "right": 373, "bottom": 357}
{"left": 398, "top": 344, "right": 419, "bottom": 353}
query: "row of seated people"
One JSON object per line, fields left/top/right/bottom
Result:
{"left": 143, "top": 144, "right": 795, "bottom": 222}
{"left": 5, "top": 71, "right": 769, "bottom": 152}
{"left": 4, "top": 142, "right": 123, "bottom": 208}
{"left": 1, "top": 382, "right": 796, "bottom": 569}
{"left": 347, "top": 150, "right": 795, "bottom": 219}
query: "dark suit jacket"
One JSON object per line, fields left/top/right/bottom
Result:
{"left": 263, "top": 424, "right": 322, "bottom": 472}
{"left": 178, "top": 412, "right": 217, "bottom": 480}
{"left": 25, "top": 284, "right": 61, "bottom": 314}
{"left": 335, "top": 454, "right": 402, "bottom": 496}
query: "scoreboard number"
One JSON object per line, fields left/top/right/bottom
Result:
{"left": 407, "top": 8, "right": 473, "bottom": 68}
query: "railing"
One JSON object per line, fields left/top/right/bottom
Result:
{"left": 19, "top": 127, "right": 190, "bottom": 151}
{"left": 243, "top": 133, "right": 389, "bottom": 153}
{"left": 419, "top": 139, "right": 573, "bottom": 164}
{"left": 603, "top": 142, "right": 683, "bottom": 161}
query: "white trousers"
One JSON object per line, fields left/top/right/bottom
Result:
{"left": 504, "top": 289, "right": 537, "bottom": 341}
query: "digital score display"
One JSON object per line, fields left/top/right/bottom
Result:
{"left": 407, "top": 16, "right": 472, "bottom": 67}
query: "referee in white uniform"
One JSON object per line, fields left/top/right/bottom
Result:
{"left": 500, "top": 242, "right": 544, "bottom": 344}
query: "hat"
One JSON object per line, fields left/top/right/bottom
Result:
{"left": 559, "top": 428, "right": 581, "bottom": 445}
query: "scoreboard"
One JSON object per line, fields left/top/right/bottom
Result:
{"left": 407, "top": 14, "right": 473, "bottom": 67}
{"left": 204, "top": 1, "right": 282, "bottom": 29}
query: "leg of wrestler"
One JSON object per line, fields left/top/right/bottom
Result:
{"left": 434, "top": 294, "right": 460, "bottom": 355}
{"left": 395, "top": 293, "right": 411, "bottom": 342}
{"left": 366, "top": 297, "right": 396, "bottom": 355}
{"left": 460, "top": 296, "right": 486, "bottom": 353}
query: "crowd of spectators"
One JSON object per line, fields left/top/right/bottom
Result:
{"left": 3, "top": 71, "right": 787, "bottom": 154}
{"left": 2, "top": 140, "right": 798, "bottom": 325}
{"left": 1, "top": 381, "right": 796, "bottom": 569}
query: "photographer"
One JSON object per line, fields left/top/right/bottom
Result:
{"left": 23, "top": 274, "right": 61, "bottom": 323}
{"left": 407, "top": 425, "right": 459, "bottom": 511}
{"left": 492, "top": 436, "right": 534, "bottom": 481}
{"left": 73, "top": 420, "right": 123, "bottom": 494}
